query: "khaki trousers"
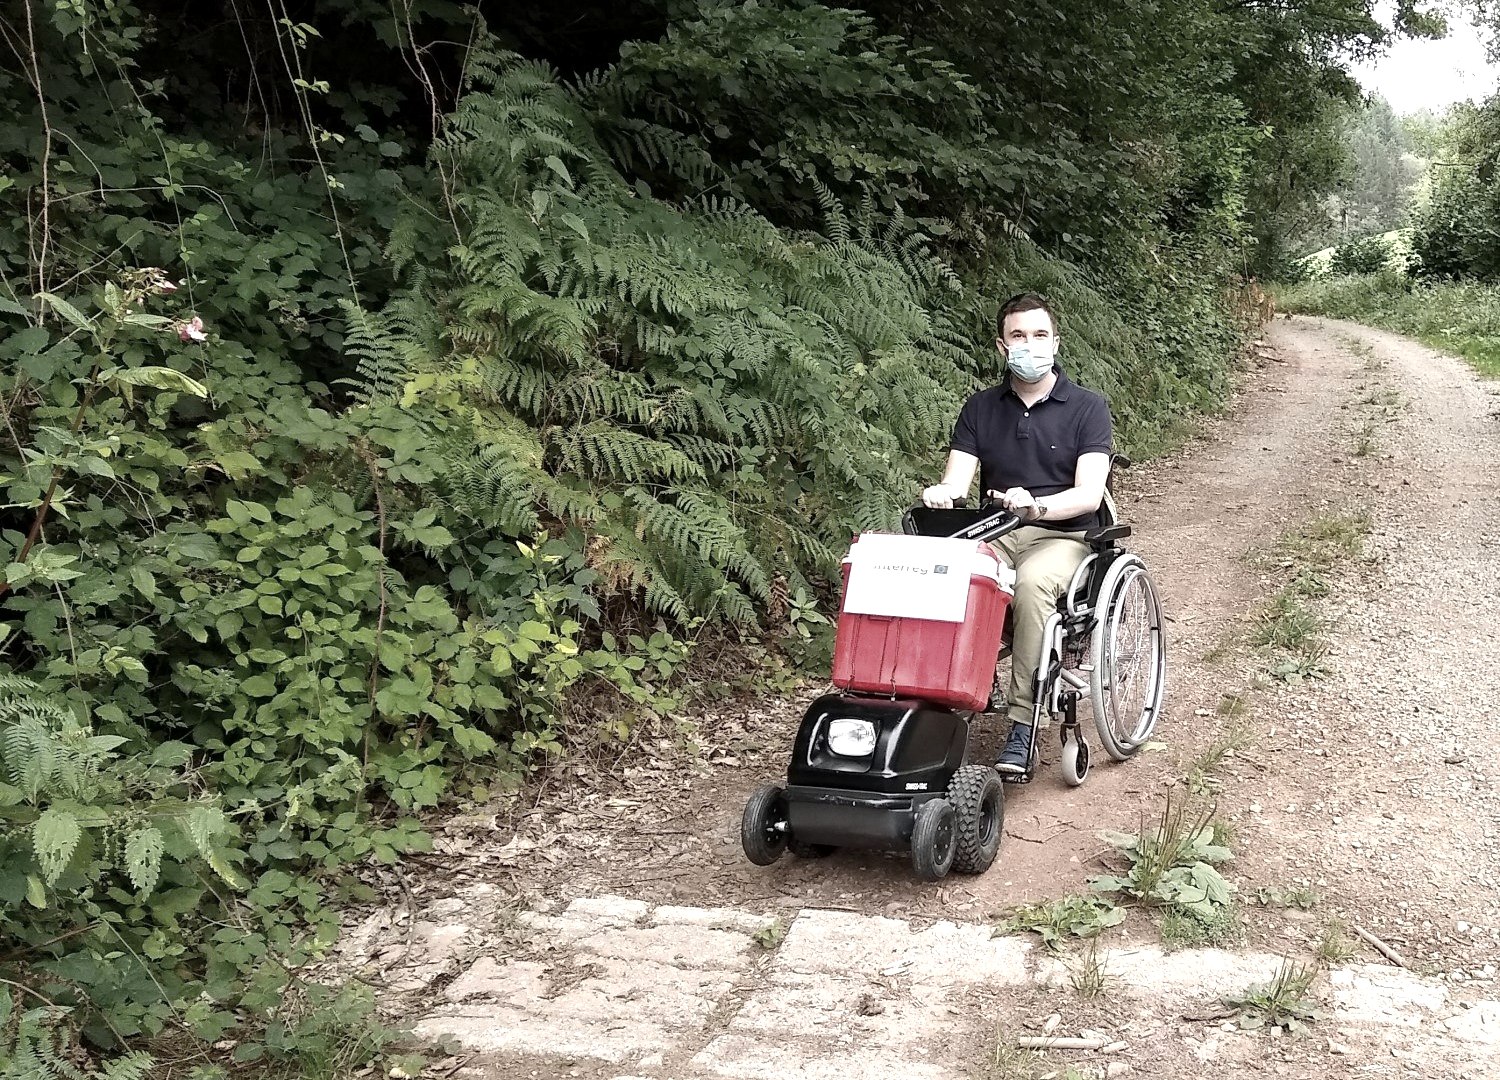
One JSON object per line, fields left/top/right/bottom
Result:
{"left": 991, "top": 526, "right": 1089, "bottom": 728}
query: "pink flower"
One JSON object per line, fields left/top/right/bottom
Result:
{"left": 176, "top": 316, "right": 207, "bottom": 343}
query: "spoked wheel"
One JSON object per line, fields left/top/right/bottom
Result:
{"left": 1060, "top": 736, "right": 1090, "bottom": 786}
{"left": 1090, "top": 561, "right": 1167, "bottom": 762}
{"left": 741, "top": 782, "right": 790, "bottom": 865}
{"left": 949, "top": 765, "right": 1005, "bottom": 874}
{"left": 910, "top": 798, "right": 958, "bottom": 882}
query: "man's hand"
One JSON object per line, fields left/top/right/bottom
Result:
{"left": 922, "top": 484, "right": 957, "bottom": 508}
{"left": 988, "top": 487, "right": 1038, "bottom": 519}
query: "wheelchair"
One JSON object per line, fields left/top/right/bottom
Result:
{"left": 739, "top": 457, "right": 1165, "bottom": 880}
{"left": 902, "top": 455, "right": 1167, "bottom": 785}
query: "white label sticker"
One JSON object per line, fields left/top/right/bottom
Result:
{"left": 842, "top": 534, "right": 989, "bottom": 623}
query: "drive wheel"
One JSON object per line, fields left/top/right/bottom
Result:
{"left": 1091, "top": 561, "right": 1167, "bottom": 762}
{"left": 911, "top": 798, "right": 958, "bottom": 882}
{"left": 741, "top": 783, "right": 789, "bottom": 866}
{"left": 949, "top": 765, "right": 1005, "bottom": 874}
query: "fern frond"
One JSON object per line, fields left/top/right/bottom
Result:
{"left": 557, "top": 424, "right": 706, "bottom": 483}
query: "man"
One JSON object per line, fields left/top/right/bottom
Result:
{"left": 922, "top": 292, "right": 1113, "bottom": 780}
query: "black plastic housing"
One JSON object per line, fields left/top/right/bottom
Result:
{"left": 782, "top": 693, "right": 969, "bottom": 850}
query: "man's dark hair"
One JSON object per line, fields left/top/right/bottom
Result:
{"left": 996, "top": 292, "right": 1057, "bottom": 337}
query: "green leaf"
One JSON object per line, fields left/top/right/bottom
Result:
{"left": 36, "top": 292, "right": 93, "bottom": 332}
{"left": 149, "top": 741, "right": 193, "bottom": 767}
{"left": 241, "top": 674, "right": 277, "bottom": 697}
{"left": 33, "top": 807, "right": 82, "bottom": 883}
{"left": 105, "top": 366, "right": 209, "bottom": 398}
{"left": 25, "top": 874, "right": 46, "bottom": 909}
{"left": 544, "top": 155, "right": 572, "bottom": 185}
{"left": 559, "top": 213, "right": 590, "bottom": 243}
{"left": 7, "top": 326, "right": 49, "bottom": 354}
{"left": 185, "top": 805, "right": 227, "bottom": 858}
{"left": 225, "top": 499, "right": 253, "bottom": 525}
{"left": 7, "top": 550, "right": 85, "bottom": 587}
{"left": 130, "top": 565, "right": 157, "bottom": 600}
{"left": 125, "top": 827, "right": 164, "bottom": 894}
{"left": 122, "top": 312, "right": 173, "bottom": 329}
{"left": 517, "top": 620, "right": 553, "bottom": 642}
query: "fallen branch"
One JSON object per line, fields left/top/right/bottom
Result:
{"left": 1351, "top": 923, "right": 1409, "bottom": 969}
{"left": 1016, "top": 1036, "right": 1108, "bottom": 1051}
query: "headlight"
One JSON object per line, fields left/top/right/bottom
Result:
{"left": 827, "top": 718, "right": 877, "bottom": 757}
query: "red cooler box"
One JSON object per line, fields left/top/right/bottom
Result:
{"left": 831, "top": 533, "right": 1014, "bottom": 711}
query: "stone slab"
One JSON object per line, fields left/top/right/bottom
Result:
{"left": 691, "top": 1033, "right": 952, "bottom": 1080}
{"left": 1328, "top": 965, "right": 1449, "bottom": 1026}
{"left": 772, "top": 909, "right": 1031, "bottom": 986}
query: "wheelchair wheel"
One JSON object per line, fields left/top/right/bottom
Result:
{"left": 1090, "top": 560, "right": 1166, "bottom": 762}
{"left": 741, "top": 783, "right": 789, "bottom": 865}
{"left": 1060, "top": 737, "right": 1089, "bottom": 787}
{"left": 949, "top": 765, "right": 1004, "bottom": 874}
{"left": 911, "top": 798, "right": 958, "bottom": 882}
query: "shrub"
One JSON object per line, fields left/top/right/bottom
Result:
{"left": 1329, "top": 234, "right": 1393, "bottom": 275}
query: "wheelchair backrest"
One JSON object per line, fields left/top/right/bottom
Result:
{"left": 1100, "top": 452, "right": 1130, "bottom": 528}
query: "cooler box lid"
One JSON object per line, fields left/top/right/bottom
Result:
{"left": 842, "top": 533, "right": 1012, "bottom": 623}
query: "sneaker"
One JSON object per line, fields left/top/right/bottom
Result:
{"left": 995, "top": 723, "right": 1036, "bottom": 776}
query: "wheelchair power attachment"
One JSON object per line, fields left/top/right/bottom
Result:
{"left": 741, "top": 496, "right": 1166, "bottom": 882}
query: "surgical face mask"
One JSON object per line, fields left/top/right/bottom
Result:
{"left": 1005, "top": 341, "right": 1054, "bottom": 383}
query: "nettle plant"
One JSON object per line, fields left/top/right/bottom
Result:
{"left": 0, "top": 675, "right": 239, "bottom": 1042}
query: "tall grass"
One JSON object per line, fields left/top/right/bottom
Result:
{"left": 1276, "top": 271, "right": 1500, "bottom": 378}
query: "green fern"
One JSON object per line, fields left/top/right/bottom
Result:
{"left": 0, "top": 992, "right": 153, "bottom": 1080}
{"left": 357, "top": 42, "right": 1080, "bottom": 625}
{"left": 0, "top": 676, "right": 238, "bottom": 901}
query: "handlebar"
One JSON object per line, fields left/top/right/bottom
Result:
{"left": 900, "top": 501, "right": 1023, "bottom": 543}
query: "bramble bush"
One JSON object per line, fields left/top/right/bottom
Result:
{"left": 1329, "top": 234, "right": 1395, "bottom": 275}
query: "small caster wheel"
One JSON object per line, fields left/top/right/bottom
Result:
{"left": 911, "top": 798, "right": 958, "bottom": 882}
{"left": 741, "top": 782, "right": 789, "bottom": 865}
{"left": 1061, "top": 737, "right": 1090, "bottom": 787}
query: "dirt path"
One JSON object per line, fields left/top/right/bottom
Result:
{"left": 333, "top": 317, "right": 1500, "bottom": 1079}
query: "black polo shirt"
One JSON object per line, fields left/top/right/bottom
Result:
{"left": 950, "top": 365, "right": 1114, "bottom": 531}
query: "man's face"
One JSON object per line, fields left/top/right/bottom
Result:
{"left": 997, "top": 308, "right": 1058, "bottom": 359}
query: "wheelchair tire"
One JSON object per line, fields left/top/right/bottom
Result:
{"left": 741, "top": 782, "right": 789, "bottom": 866}
{"left": 1090, "top": 560, "right": 1167, "bottom": 762}
{"left": 1060, "top": 737, "right": 1089, "bottom": 787}
{"left": 911, "top": 798, "right": 958, "bottom": 882}
{"left": 949, "top": 765, "right": 1004, "bottom": 874}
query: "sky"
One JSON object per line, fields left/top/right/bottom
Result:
{"left": 1350, "top": 15, "right": 1499, "bottom": 114}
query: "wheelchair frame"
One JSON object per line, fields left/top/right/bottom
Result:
{"left": 906, "top": 465, "right": 1167, "bottom": 786}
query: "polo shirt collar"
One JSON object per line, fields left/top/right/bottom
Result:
{"left": 1002, "top": 361, "right": 1073, "bottom": 402}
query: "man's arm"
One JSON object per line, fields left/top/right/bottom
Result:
{"left": 988, "top": 452, "right": 1110, "bottom": 521}
{"left": 922, "top": 450, "right": 979, "bottom": 508}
